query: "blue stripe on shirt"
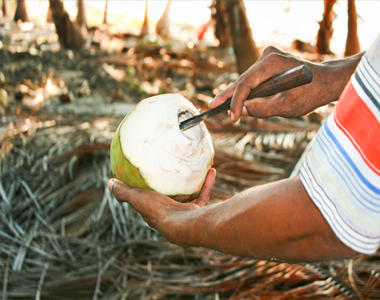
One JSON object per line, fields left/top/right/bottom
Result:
{"left": 324, "top": 120, "right": 380, "bottom": 195}
{"left": 355, "top": 71, "right": 380, "bottom": 112}
{"left": 300, "top": 165, "right": 375, "bottom": 250}
{"left": 316, "top": 125, "right": 380, "bottom": 210}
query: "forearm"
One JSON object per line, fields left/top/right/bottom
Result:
{"left": 187, "top": 176, "right": 357, "bottom": 262}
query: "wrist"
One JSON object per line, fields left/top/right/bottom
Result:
{"left": 186, "top": 203, "right": 225, "bottom": 250}
{"left": 165, "top": 206, "right": 214, "bottom": 249}
{"left": 186, "top": 205, "right": 212, "bottom": 248}
{"left": 320, "top": 52, "right": 363, "bottom": 103}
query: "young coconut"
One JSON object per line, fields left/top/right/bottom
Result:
{"left": 110, "top": 93, "right": 214, "bottom": 202}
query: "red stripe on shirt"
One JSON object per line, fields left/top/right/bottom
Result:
{"left": 334, "top": 81, "right": 380, "bottom": 175}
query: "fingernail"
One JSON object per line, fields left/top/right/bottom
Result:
{"left": 208, "top": 98, "right": 214, "bottom": 107}
{"left": 231, "top": 111, "right": 235, "bottom": 121}
{"left": 108, "top": 179, "right": 114, "bottom": 192}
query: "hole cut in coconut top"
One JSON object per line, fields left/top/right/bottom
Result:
{"left": 178, "top": 110, "right": 204, "bottom": 144}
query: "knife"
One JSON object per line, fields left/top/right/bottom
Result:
{"left": 179, "top": 64, "right": 313, "bottom": 131}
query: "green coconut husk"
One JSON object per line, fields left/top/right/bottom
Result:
{"left": 109, "top": 113, "right": 202, "bottom": 203}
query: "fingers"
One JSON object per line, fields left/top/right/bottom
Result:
{"left": 230, "top": 77, "right": 254, "bottom": 121}
{"left": 108, "top": 178, "right": 127, "bottom": 200}
{"left": 241, "top": 106, "right": 250, "bottom": 116}
{"left": 194, "top": 168, "right": 216, "bottom": 207}
{"left": 210, "top": 46, "right": 304, "bottom": 121}
{"left": 108, "top": 178, "right": 133, "bottom": 204}
{"left": 107, "top": 178, "right": 151, "bottom": 212}
{"left": 213, "top": 61, "right": 279, "bottom": 122}
{"left": 107, "top": 179, "right": 202, "bottom": 243}
{"left": 244, "top": 88, "right": 307, "bottom": 118}
{"left": 108, "top": 178, "right": 200, "bottom": 213}
{"left": 230, "top": 59, "right": 290, "bottom": 121}
{"left": 209, "top": 83, "right": 236, "bottom": 109}
{"left": 241, "top": 97, "right": 279, "bottom": 118}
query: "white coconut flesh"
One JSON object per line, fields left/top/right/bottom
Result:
{"left": 118, "top": 93, "right": 214, "bottom": 200}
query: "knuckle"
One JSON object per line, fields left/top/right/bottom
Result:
{"left": 282, "top": 107, "right": 294, "bottom": 117}
{"left": 236, "top": 74, "right": 255, "bottom": 92}
{"left": 248, "top": 96, "right": 281, "bottom": 118}
{"left": 246, "top": 107, "right": 255, "bottom": 117}
{"left": 244, "top": 103, "right": 256, "bottom": 116}
{"left": 266, "top": 52, "right": 285, "bottom": 65}
{"left": 262, "top": 45, "right": 279, "bottom": 56}
{"left": 276, "top": 95, "right": 297, "bottom": 117}
{"left": 237, "top": 74, "right": 247, "bottom": 86}
{"left": 245, "top": 102, "right": 263, "bottom": 118}
{"left": 265, "top": 52, "right": 299, "bottom": 70}
{"left": 112, "top": 184, "right": 123, "bottom": 199}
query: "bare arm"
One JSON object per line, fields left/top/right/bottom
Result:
{"left": 109, "top": 172, "right": 358, "bottom": 262}
{"left": 210, "top": 46, "right": 364, "bottom": 121}
{"left": 185, "top": 176, "right": 357, "bottom": 262}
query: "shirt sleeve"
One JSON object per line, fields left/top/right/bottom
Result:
{"left": 299, "top": 34, "right": 380, "bottom": 254}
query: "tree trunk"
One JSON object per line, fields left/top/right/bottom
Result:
{"left": 315, "top": 0, "right": 337, "bottom": 55}
{"left": 76, "top": 0, "right": 87, "bottom": 28}
{"left": 345, "top": 0, "right": 360, "bottom": 57}
{"left": 1, "top": 0, "right": 6, "bottom": 17}
{"left": 47, "top": 0, "right": 53, "bottom": 23}
{"left": 49, "top": 0, "right": 85, "bottom": 49}
{"left": 156, "top": 0, "right": 172, "bottom": 37}
{"left": 140, "top": 0, "right": 149, "bottom": 36}
{"left": 211, "top": 0, "right": 231, "bottom": 47}
{"left": 47, "top": 8, "right": 53, "bottom": 22}
{"left": 103, "top": 0, "right": 108, "bottom": 24}
{"left": 226, "top": 0, "right": 260, "bottom": 74}
{"left": 14, "top": 0, "right": 29, "bottom": 23}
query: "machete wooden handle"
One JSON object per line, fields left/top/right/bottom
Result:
{"left": 179, "top": 64, "right": 313, "bottom": 131}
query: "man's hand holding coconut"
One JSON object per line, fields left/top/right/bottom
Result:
{"left": 108, "top": 46, "right": 380, "bottom": 261}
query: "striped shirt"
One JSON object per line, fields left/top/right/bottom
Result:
{"left": 300, "top": 34, "right": 380, "bottom": 254}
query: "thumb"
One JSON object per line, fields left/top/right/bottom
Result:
{"left": 108, "top": 178, "right": 169, "bottom": 214}
{"left": 108, "top": 178, "right": 139, "bottom": 205}
{"left": 108, "top": 178, "right": 124, "bottom": 196}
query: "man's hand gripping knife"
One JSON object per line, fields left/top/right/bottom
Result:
{"left": 109, "top": 47, "right": 363, "bottom": 262}
{"left": 210, "top": 46, "right": 363, "bottom": 121}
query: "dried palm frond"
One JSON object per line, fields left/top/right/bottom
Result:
{"left": 1, "top": 113, "right": 379, "bottom": 300}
